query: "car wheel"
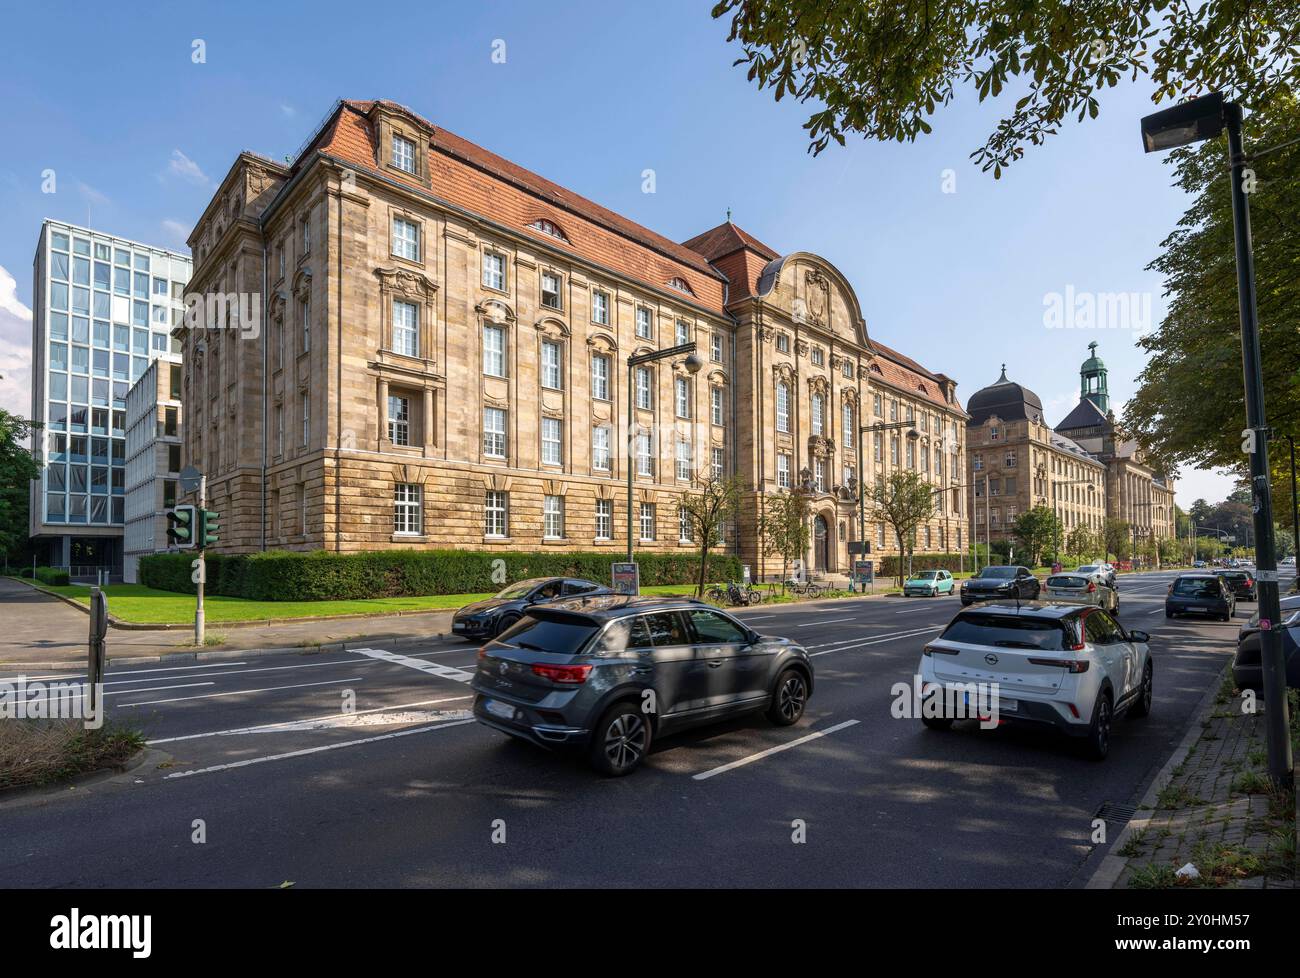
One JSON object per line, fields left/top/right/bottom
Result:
{"left": 493, "top": 613, "right": 520, "bottom": 638}
{"left": 1128, "top": 660, "right": 1153, "bottom": 719}
{"left": 921, "top": 714, "right": 954, "bottom": 730}
{"left": 1165, "top": 609, "right": 1174, "bottom": 618}
{"left": 589, "top": 702, "right": 651, "bottom": 777}
{"left": 1082, "top": 691, "right": 1113, "bottom": 760}
{"left": 767, "top": 669, "right": 808, "bottom": 726}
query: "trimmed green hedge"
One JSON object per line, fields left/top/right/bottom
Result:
{"left": 139, "top": 549, "right": 743, "bottom": 602}
{"left": 879, "top": 552, "right": 1000, "bottom": 577}
{"left": 34, "top": 566, "right": 71, "bottom": 586}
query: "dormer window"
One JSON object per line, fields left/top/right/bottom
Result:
{"left": 668, "top": 276, "right": 694, "bottom": 295}
{"left": 529, "top": 219, "right": 568, "bottom": 242}
{"left": 392, "top": 134, "right": 416, "bottom": 175}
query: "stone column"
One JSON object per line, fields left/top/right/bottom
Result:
{"left": 423, "top": 388, "right": 434, "bottom": 454}
{"left": 377, "top": 377, "right": 389, "bottom": 449}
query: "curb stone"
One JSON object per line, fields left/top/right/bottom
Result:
{"left": 1084, "top": 659, "right": 1231, "bottom": 889}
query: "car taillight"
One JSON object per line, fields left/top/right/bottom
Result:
{"left": 477, "top": 646, "right": 487, "bottom": 660}
{"left": 530, "top": 663, "right": 593, "bottom": 684}
{"left": 1028, "top": 657, "right": 1090, "bottom": 673}
{"left": 1086, "top": 581, "right": 1096, "bottom": 593}
{"left": 922, "top": 645, "right": 958, "bottom": 656}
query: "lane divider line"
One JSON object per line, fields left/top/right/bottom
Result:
{"left": 353, "top": 647, "right": 475, "bottom": 683}
{"left": 119, "top": 676, "right": 362, "bottom": 708}
{"left": 693, "top": 719, "right": 860, "bottom": 781}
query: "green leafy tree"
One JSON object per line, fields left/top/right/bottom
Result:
{"left": 0, "top": 410, "right": 41, "bottom": 560}
{"left": 759, "top": 488, "right": 811, "bottom": 587}
{"left": 712, "top": 1, "right": 1300, "bottom": 175}
{"left": 1012, "top": 505, "right": 1061, "bottom": 567}
{"left": 680, "top": 475, "right": 744, "bottom": 597}
{"left": 1104, "top": 518, "right": 1133, "bottom": 562}
{"left": 1066, "top": 523, "right": 1102, "bottom": 562}
{"left": 1124, "top": 94, "right": 1300, "bottom": 526}
{"left": 866, "top": 471, "right": 935, "bottom": 585}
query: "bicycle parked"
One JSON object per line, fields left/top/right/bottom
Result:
{"left": 705, "top": 581, "right": 766, "bottom": 606}
{"left": 784, "top": 577, "right": 824, "bottom": 598}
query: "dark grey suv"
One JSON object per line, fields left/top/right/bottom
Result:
{"left": 471, "top": 595, "right": 814, "bottom": 776}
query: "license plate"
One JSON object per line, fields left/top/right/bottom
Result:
{"left": 1188, "top": 606, "right": 1206, "bottom": 613}
{"left": 484, "top": 699, "right": 515, "bottom": 720}
{"left": 453, "top": 622, "right": 466, "bottom": 631}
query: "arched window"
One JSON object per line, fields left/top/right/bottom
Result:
{"left": 668, "top": 276, "right": 694, "bottom": 295}
{"left": 528, "top": 218, "right": 569, "bottom": 242}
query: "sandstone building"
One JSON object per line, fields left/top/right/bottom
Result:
{"left": 964, "top": 343, "right": 1176, "bottom": 560}
{"left": 178, "top": 99, "right": 967, "bottom": 579}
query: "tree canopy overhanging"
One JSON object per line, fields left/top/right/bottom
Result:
{"left": 712, "top": 0, "right": 1300, "bottom": 176}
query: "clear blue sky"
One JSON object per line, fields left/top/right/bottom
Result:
{"left": 0, "top": 0, "right": 1237, "bottom": 505}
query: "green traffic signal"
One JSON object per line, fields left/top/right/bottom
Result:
{"left": 166, "top": 505, "right": 196, "bottom": 549}
{"left": 200, "top": 508, "right": 221, "bottom": 548}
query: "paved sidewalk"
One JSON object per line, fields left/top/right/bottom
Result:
{"left": 1100, "top": 674, "right": 1298, "bottom": 889}
{"left": 0, "top": 576, "right": 455, "bottom": 667}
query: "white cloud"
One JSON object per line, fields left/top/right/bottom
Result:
{"left": 166, "top": 149, "right": 211, "bottom": 187}
{"left": 161, "top": 218, "right": 191, "bottom": 245}
{"left": 280, "top": 103, "right": 296, "bottom": 117}
{"left": 0, "top": 265, "right": 33, "bottom": 417}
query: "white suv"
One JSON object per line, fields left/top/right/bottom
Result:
{"left": 917, "top": 602, "right": 1152, "bottom": 759}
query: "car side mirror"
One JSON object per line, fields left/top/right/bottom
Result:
{"left": 1129, "top": 630, "right": 1150, "bottom": 643}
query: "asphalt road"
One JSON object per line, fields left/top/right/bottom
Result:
{"left": 3, "top": 568, "right": 1289, "bottom": 888}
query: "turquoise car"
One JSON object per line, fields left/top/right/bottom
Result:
{"left": 903, "top": 570, "right": 955, "bottom": 597}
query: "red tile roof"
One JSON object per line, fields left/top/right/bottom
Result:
{"left": 305, "top": 100, "right": 726, "bottom": 313}
{"left": 682, "top": 221, "right": 780, "bottom": 263}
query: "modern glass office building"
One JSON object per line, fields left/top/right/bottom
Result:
{"left": 29, "top": 220, "right": 191, "bottom": 577}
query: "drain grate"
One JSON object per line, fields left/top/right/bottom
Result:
{"left": 1094, "top": 801, "right": 1138, "bottom": 825}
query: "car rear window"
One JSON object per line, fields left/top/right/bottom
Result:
{"left": 1047, "top": 575, "right": 1088, "bottom": 588}
{"left": 1174, "top": 578, "right": 1221, "bottom": 597}
{"left": 496, "top": 612, "right": 600, "bottom": 654}
{"left": 940, "top": 614, "right": 1068, "bottom": 650}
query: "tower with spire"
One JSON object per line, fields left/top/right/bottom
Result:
{"left": 1079, "top": 341, "right": 1109, "bottom": 414}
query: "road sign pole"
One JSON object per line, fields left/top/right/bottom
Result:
{"left": 88, "top": 587, "right": 107, "bottom": 727}
{"left": 196, "top": 475, "right": 206, "bottom": 647}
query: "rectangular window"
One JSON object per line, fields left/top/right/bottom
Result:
{"left": 541, "top": 417, "right": 562, "bottom": 465}
{"left": 483, "top": 406, "right": 507, "bottom": 458}
{"left": 483, "top": 325, "right": 505, "bottom": 376}
{"left": 679, "top": 506, "right": 693, "bottom": 542}
{"left": 811, "top": 394, "right": 824, "bottom": 436}
{"left": 591, "top": 289, "right": 609, "bottom": 325}
{"left": 541, "top": 339, "right": 562, "bottom": 390}
{"left": 485, "top": 490, "right": 508, "bottom": 537}
{"left": 811, "top": 347, "right": 824, "bottom": 367}
{"left": 776, "top": 333, "right": 789, "bottom": 353}
{"left": 776, "top": 383, "right": 789, "bottom": 433}
{"left": 711, "top": 387, "right": 724, "bottom": 426}
{"left": 675, "top": 377, "right": 691, "bottom": 419}
{"left": 636, "top": 431, "right": 654, "bottom": 476}
{"left": 388, "top": 394, "right": 410, "bottom": 446}
{"left": 392, "top": 134, "right": 416, "bottom": 174}
{"left": 541, "top": 271, "right": 562, "bottom": 309}
{"left": 675, "top": 319, "right": 689, "bottom": 346}
{"left": 301, "top": 392, "right": 310, "bottom": 445}
{"left": 711, "top": 333, "right": 723, "bottom": 362}
{"left": 635, "top": 307, "right": 652, "bottom": 339}
{"left": 302, "top": 216, "right": 311, "bottom": 255}
{"left": 595, "top": 499, "right": 613, "bottom": 540}
{"left": 711, "top": 447, "right": 724, "bottom": 480}
{"left": 777, "top": 453, "right": 790, "bottom": 489}
{"left": 301, "top": 298, "right": 311, "bottom": 353}
{"left": 843, "top": 404, "right": 854, "bottom": 447}
{"left": 639, "top": 502, "right": 656, "bottom": 541}
{"left": 275, "top": 405, "right": 283, "bottom": 456}
{"left": 392, "top": 300, "right": 419, "bottom": 357}
{"left": 873, "top": 393, "right": 882, "bottom": 416}
{"left": 814, "top": 459, "right": 826, "bottom": 492}
{"left": 543, "top": 495, "right": 565, "bottom": 539}
{"left": 592, "top": 425, "right": 611, "bottom": 470}
{"left": 482, "top": 252, "right": 505, "bottom": 291}
{"left": 394, "top": 483, "right": 421, "bottom": 534}
{"left": 392, "top": 217, "right": 420, "bottom": 261}
{"left": 676, "top": 437, "right": 692, "bottom": 481}
{"left": 635, "top": 366, "right": 652, "bottom": 410}
{"left": 591, "top": 354, "right": 610, "bottom": 400}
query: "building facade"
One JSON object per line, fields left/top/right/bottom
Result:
{"left": 965, "top": 344, "right": 1176, "bottom": 561}
{"left": 29, "top": 220, "right": 191, "bottom": 577}
{"left": 178, "top": 99, "right": 966, "bottom": 578}
{"left": 122, "top": 353, "right": 183, "bottom": 583}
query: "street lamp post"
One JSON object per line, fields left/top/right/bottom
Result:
{"left": 626, "top": 343, "right": 701, "bottom": 561}
{"left": 1143, "top": 92, "right": 1293, "bottom": 788}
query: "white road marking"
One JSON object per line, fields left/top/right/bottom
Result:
{"left": 164, "top": 718, "right": 478, "bottom": 780}
{"left": 736, "top": 614, "right": 776, "bottom": 621}
{"left": 797, "top": 617, "right": 855, "bottom": 626}
{"left": 353, "top": 647, "right": 475, "bottom": 683}
{"left": 147, "top": 695, "right": 473, "bottom": 744}
{"left": 809, "top": 626, "right": 941, "bottom": 657}
{"left": 894, "top": 604, "right": 953, "bottom": 614}
{"left": 806, "top": 625, "right": 944, "bottom": 649}
{"left": 119, "top": 676, "right": 362, "bottom": 707}
{"left": 692, "top": 719, "right": 860, "bottom": 781}
{"left": 0, "top": 660, "right": 255, "bottom": 685}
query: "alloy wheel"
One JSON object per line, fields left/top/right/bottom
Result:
{"left": 778, "top": 675, "right": 807, "bottom": 722}
{"left": 603, "top": 713, "right": 647, "bottom": 771}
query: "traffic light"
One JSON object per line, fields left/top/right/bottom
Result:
{"left": 199, "top": 508, "right": 221, "bottom": 548}
{"left": 166, "top": 504, "right": 196, "bottom": 550}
